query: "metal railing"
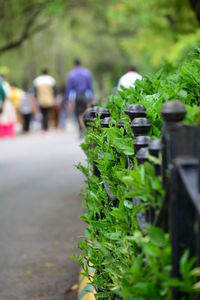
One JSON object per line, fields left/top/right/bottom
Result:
{"left": 83, "top": 100, "right": 200, "bottom": 299}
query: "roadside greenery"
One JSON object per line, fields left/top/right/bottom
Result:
{"left": 77, "top": 52, "right": 200, "bottom": 299}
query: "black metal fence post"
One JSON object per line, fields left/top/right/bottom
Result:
{"left": 170, "top": 160, "right": 197, "bottom": 299}
{"left": 161, "top": 101, "right": 200, "bottom": 299}
{"left": 161, "top": 100, "right": 186, "bottom": 189}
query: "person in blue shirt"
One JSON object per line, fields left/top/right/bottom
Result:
{"left": 65, "top": 59, "right": 93, "bottom": 134}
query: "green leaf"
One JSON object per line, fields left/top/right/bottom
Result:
{"left": 192, "top": 281, "right": 200, "bottom": 292}
{"left": 146, "top": 226, "right": 165, "bottom": 247}
{"left": 124, "top": 200, "right": 134, "bottom": 209}
{"left": 143, "top": 243, "right": 161, "bottom": 258}
{"left": 190, "top": 267, "right": 200, "bottom": 277}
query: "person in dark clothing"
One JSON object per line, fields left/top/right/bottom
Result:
{"left": 20, "top": 88, "right": 35, "bottom": 132}
{"left": 65, "top": 59, "right": 93, "bottom": 134}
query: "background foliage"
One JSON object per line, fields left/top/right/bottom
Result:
{"left": 0, "top": 0, "right": 200, "bottom": 96}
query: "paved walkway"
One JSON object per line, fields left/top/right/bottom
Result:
{"left": 0, "top": 124, "right": 85, "bottom": 300}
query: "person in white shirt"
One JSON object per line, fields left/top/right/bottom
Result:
{"left": 117, "top": 65, "right": 142, "bottom": 90}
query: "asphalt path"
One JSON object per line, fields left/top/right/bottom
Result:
{"left": 0, "top": 124, "right": 85, "bottom": 300}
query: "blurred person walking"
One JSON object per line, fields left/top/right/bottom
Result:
{"left": 10, "top": 83, "right": 24, "bottom": 130}
{"left": 65, "top": 59, "right": 93, "bottom": 135}
{"left": 10, "top": 84, "right": 24, "bottom": 109}
{"left": 2, "top": 75, "right": 11, "bottom": 98}
{"left": 20, "top": 87, "right": 37, "bottom": 133}
{"left": 117, "top": 65, "right": 142, "bottom": 90}
{"left": 33, "top": 69, "right": 56, "bottom": 131}
{"left": 0, "top": 75, "right": 6, "bottom": 113}
{"left": 0, "top": 75, "right": 17, "bottom": 138}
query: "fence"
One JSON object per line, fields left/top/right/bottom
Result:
{"left": 83, "top": 100, "right": 200, "bottom": 299}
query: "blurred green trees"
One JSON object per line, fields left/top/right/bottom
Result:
{"left": 0, "top": 0, "right": 200, "bottom": 96}
{"left": 107, "top": 0, "right": 200, "bottom": 71}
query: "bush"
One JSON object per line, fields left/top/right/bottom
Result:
{"left": 77, "top": 51, "right": 200, "bottom": 299}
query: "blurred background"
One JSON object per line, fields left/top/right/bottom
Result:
{"left": 1, "top": 0, "right": 200, "bottom": 98}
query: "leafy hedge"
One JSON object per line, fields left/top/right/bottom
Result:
{"left": 76, "top": 52, "right": 200, "bottom": 300}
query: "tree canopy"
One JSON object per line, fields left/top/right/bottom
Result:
{"left": 0, "top": 0, "right": 200, "bottom": 95}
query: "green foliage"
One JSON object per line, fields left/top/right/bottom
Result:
{"left": 77, "top": 54, "right": 200, "bottom": 299}
{"left": 0, "top": 1, "right": 128, "bottom": 96}
{"left": 1, "top": 1, "right": 200, "bottom": 95}
{"left": 169, "top": 31, "right": 200, "bottom": 65}
{"left": 107, "top": 0, "right": 199, "bottom": 72}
